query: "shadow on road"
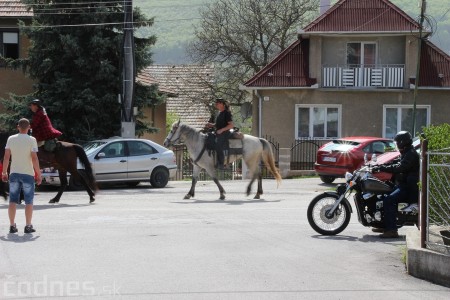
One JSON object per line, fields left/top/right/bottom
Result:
{"left": 311, "top": 234, "right": 406, "bottom": 243}
{"left": 0, "top": 203, "right": 94, "bottom": 211}
{"left": 172, "top": 199, "right": 281, "bottom": 205}
{"left": 0, "top": 233, "right": 40, "bottom": 243}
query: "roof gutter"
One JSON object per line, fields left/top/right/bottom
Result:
{"left": 239, "top": 85, "right": 317, "bottom": 91}
{"left": 255, "top": 90, "right": 263, "bottom": 138}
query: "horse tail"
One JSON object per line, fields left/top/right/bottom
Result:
{"left": 259, "top": 138, "right": 282, "bottom": 186}
{"left": 73, "top": 144, "right": 97, "bottom": 191}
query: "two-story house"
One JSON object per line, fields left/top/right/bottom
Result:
{"left": 242, "top": 0, "right": 450, "bottom": 148}
{"left": 0, "top": 0, "right": 34, "bottom": 101}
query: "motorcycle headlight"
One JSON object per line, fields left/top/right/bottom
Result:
{"left": 345, "top": 172, "right": 353, "bottom": 182}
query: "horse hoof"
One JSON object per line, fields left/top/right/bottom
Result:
{"left": 254, "top": 195, "right": 260, "bottom": 200}
{"left": 184, "top": 194, "right": 192, "bottom": 200}
{"left": 49, "top": 199, "right": 59, "bottom": 204}
{"left": 219, "top": 195, "right": 225, "bottom": 200}
{"left": 89, "top": 197, "right": 95, "bottom": 203}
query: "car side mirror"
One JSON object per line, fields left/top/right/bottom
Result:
{"left": 96, "top": 152, "right": 106, "bottom": 159}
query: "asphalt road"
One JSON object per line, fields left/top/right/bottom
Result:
{"left": 0, "top": 178, "right": 449, "bottom": 300}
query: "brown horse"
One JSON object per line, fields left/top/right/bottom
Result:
{"left": 38, "top": 142, "right": 97, "bottom": 203}
{"left": 0, "top": 133, "right": 96, "bottom": 204}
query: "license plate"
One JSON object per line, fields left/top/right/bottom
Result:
{"left": 323, "top": 157, "right": 336, "bottom": 162}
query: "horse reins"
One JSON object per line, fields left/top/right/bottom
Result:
{"left": 166, "top": 123, "right": 181, "bottom": 146}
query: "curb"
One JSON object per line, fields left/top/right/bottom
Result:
{"left": 406, "top": 228, "right": 450, "bottom": 287}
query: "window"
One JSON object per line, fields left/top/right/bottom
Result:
{"left": 383, "top": 105, "right": 430, "bottom": 138}
{"left": 1, "top": 32, "right": 19, "bottom": 59}
{"left": 295, "top": 105, "right": 341, "bottom": 138}
{"left": 362, "top": 141, "right": 396, "bottom": 154}
{"left": 128, "top": 141, "right": 157, "bottom": 156}
{"left": 347, "top": 42, "right": 376, "bottom": 66}
{"left": 101, "top": 142, "right": 125, "bottom": 158}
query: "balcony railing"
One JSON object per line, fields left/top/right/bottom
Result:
{"left": 322, "top": 64, "right": 405, "bottom": 89}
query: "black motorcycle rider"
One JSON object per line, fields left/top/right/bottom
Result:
{"left": 372, "top": 131, "right": 420, "bottom": 238}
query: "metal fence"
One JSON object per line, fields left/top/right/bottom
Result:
{"left": 425, "top": 147, "right": 450, "bottom": 254}
{"left": 172, "top": 135, "right": 281, "bottom": 181}
{"left": 171, "top": 136, "right": 325, "bottom": 181}
{"left": 172, "top": 144, "right": 244, "bottom": 181}
{"left": 290, "top": 138, "right": 328, "bottom": 170}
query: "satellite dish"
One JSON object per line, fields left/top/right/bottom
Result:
{"left": 240, "top": 102, "right": 252, "bottom": 120}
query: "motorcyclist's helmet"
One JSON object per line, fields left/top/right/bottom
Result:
{"left": 394, "top": 131, "right": 413, "bottom": 150}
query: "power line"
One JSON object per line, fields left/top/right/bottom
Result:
{"left": 22, "top": 21, "right": 150, "bottom": 29}
{"left": 437, "top": 7, "right": 450, "bottom": 22}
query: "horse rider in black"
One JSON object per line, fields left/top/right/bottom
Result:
{"left": 206, "top": 98, "right": 234, "bottom": 169}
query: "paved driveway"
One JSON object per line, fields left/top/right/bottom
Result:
{"left": 0, "top": 178, "right": 449, "bottom": 299}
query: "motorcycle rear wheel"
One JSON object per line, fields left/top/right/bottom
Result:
{"left": 307, "top": 193, "right": 351, "bottom": 235}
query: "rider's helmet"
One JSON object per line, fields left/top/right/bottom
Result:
{"left": 29, "top": 99, "right": 42, "bottom": 107}
{"left": 394, "top": 131, "right": 413, "bottom": 151}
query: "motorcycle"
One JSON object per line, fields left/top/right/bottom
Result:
{"left": 307, "top": 158, "right": 419, "bottom": 235}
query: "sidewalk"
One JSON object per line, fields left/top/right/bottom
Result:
{"left": 406, "top": 228, "right": 450, "bottom": 287}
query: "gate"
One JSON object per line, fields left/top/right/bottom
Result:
{"left": 290, "top": 138, "right": 328, "bottom": 170}
{"left": 424, "top": 146, "right": 450, "bottom": 254}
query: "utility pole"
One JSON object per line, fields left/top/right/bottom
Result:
{"left": 121, "top": 0, "right": 136, "bottom": 137}
{"left": 412, "top": 0, "right": 426, "bottom": 135}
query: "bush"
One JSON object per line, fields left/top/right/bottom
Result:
{"left": 421, "top": 123, "right": 450, "bottom": 227}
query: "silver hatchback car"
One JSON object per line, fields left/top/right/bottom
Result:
{"left": 41, "top": 138, "right": 177, "bottom": 189}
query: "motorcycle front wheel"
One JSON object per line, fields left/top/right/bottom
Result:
{"left": 307, "top": 193, "right": 351, "bottom": 235}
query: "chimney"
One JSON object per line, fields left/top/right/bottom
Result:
{"left": 320, "top": 0, "right": 331, "bottom": 15}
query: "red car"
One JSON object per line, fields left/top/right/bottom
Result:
{"left": 315, "top": 137, "right": 396, "bottom": 183}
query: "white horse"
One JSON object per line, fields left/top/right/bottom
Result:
{"left": 164, "top": 120, "right": 281, "bottom": 200}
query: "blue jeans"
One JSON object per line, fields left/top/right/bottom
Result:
{"left": 9, "top": 173, "right": 35, "bottom": 205}
{"left": 383, "top": 185, "right": 407, "bottom": 231}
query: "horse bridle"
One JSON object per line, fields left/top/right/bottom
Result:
{"left": 165, "top": 120, "right": 181, "bottom": 147}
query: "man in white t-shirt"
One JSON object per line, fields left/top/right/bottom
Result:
{"left": 2, "top": 118, "right": 42, "bottom": 234}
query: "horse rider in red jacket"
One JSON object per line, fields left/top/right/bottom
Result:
{"left": 29, "top": 99, "right": 62, "bottom": 151}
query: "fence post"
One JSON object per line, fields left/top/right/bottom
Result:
{"left": 279, "top": 148, "right": 291, "bottom": 178}
{"left": 420, "top": 138, "right": 428, "bottom": 249}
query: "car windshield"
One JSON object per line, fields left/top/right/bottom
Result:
{"left": 322, "top": 140, "right": 359, "bottom": 152}
{"left": 83, "top": 141, "right": 107, "bottom": 155}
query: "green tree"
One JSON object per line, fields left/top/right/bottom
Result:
{"left": 187, "top": 0, "right": 319, "bottom": 105}
{"left": 0, "top": 0, "right": 162, "bottom": 142}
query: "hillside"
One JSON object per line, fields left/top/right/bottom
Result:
{"left": 134, "top": 0, "right": 450, "bottom": 64}
{"left": 134, "top": 0, "right": 210, "bottom": 64}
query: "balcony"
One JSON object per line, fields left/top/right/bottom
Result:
{"left": 322, "top": 64, "right": 405, "bottom": 89}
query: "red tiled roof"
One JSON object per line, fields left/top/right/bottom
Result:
{"left": 304, "top": 0, "right": 420, "bottom": 33}
{"left": 140, "top": 65, "right": 214, "bottom": 129}
{"left": 417, "top": 41, "right": 450, "bottom": 87}
{"left": 244, "top": 39, "right": 316, "bottom": 88}
{"left": 136, "top": 72, "right": 177, "bottom": 96}
{"left": 0, "top": 0, "right": 33, "bottom": 17}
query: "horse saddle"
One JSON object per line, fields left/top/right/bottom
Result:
{"left": 42, "top": 139, "right": 61, "bottom": 152}
{"left": 228, "top": 129, "right": 243, "bottom": 155}
{"left": 205, "top": 130, "right": 244, "bottom": 155}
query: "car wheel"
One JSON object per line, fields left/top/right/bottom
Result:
{"left": 319, "top": 175, "right": 335, "bottom": 184}
{"left": 69, "top": 170, "right": 86, "bottom": 191}
{"left": 150, "top": 168, "right": 169, "bottom": 188}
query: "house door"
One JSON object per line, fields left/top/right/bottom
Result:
{"left": 347, "top": 42, "right": 377, "bottom": 86}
